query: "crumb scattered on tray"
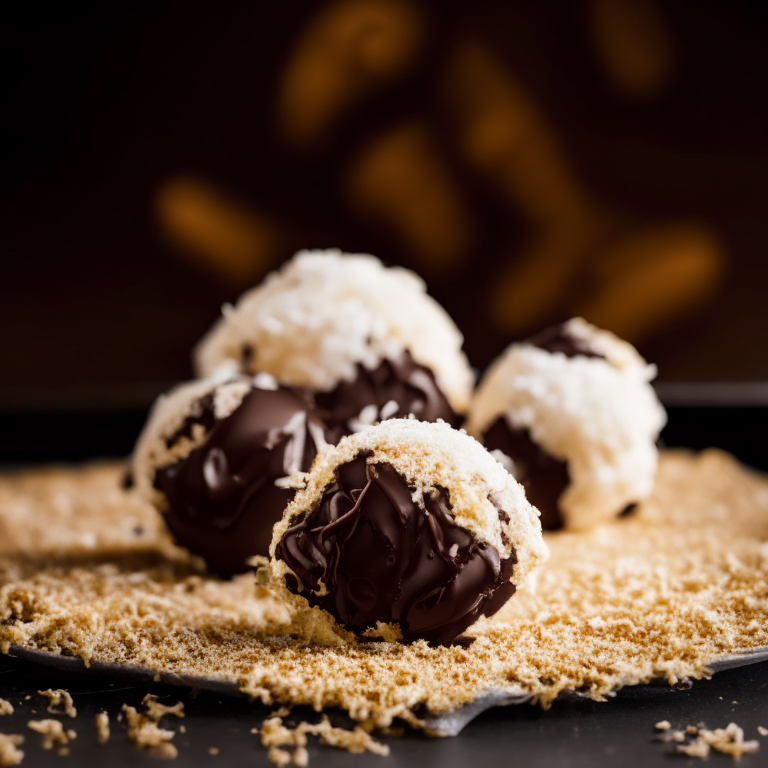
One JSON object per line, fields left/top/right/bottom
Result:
{"left": 95, "top": 712, "right": 110, "bottom": 744}
{"left": 1, "top": 451, "right": 767, "bottom": 731}
{"left": 0, "top": 734, "right": 24, "bottom": 767}
{"left": 0, "top": 701, "right": 13, "bottom": 717}
{"left": 654, "top": 720, "right": 670, "bottom": 730}
{"left": 122, "top": 705, "right": 177, "bottom": 760}
{"left": 657, "top": 722, "right": 760, "bottom": 759}
{"left": 27, "top": 719, "right": 76, "bottom": 755}
{"left": 209, "top": 746, "right": 219, "bottom": 755}
{"left": 258, "top": 715, "right": 389, "bottom": 767}
{"left": 758, "top": 726, "right": 768, "bottom": 737}
{"left": 38, "top": 689, "right": 76, "bottom": 718}
{"left": 142, "top": 694, "right": 185, "bottom": 721}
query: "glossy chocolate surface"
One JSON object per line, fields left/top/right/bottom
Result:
{"left": 483, "top": 418, "right": 568, "bottom": 530}
{"left": 315, "top": 351, "right": 458, "bottom": 442}
{"left": 276, "top": 454, "right": 516, "bottom": 645}
{"left": 527, "top": 323, "right": 606, "bottom": 360}
{"left": 154, "top": 383, "right": 326, "bottom": 576}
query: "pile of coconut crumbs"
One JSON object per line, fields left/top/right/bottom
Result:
{"left": 0, "top": 450, "right": 766, "bottom": 732}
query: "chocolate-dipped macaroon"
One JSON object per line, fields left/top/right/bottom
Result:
{"left": 465, "top": 318, "right": 667, "bottom": 531}
{"left": 194, "top": 250, "right": 474, "bottom": 440}
{"left": 270, "top": 419, "right": 548, "bottom": 646}
{"left": 132, "top": 372, "right": 329, "bottom": 576}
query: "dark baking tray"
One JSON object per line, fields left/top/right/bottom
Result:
{"left": 0, "top": 381, "right": 766, "bottom": 766}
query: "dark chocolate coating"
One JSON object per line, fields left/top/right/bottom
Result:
{"left": 483, "top": 418, "right": 569, "bottom": 530}
{"left": 276, "top": 454, "right": 517, "bottom": 646}
{"left": 526, "top": 322, "right": 606, "bottom": 360}
{"left": 314, "top": 351, "right": 459, "bottom": 442}
{"left": 154, "top": 384, "right": 326, "bottom": 577}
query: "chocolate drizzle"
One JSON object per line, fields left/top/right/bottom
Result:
{"left": 276, "top": 454, "right": 517, "bottom": 645}
{"left": 315, "top": 351, "right": 458, "bottom": 442}
{"left": 527, "top": 323, "right": 605, "bottom": 360}
{"left": 154, "top": 384, "right": 326, "bottom": 576}
{"left": 483, "top": 418, "right": 569, "bottom": 530}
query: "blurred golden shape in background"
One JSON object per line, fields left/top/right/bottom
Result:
{"left": 446, "top": 41, "right": 599, "bottom": 228}
{"left": 346, "top": 122, "right": 473, "bottom": 272}
{"left": 588, "top": 0, "right": 673, "bottom": 98}
{"left": 445, "top": 40, "right": 722, "bottom": 344}
{"left": 155, "top": 177, "right": 280, "bottom": 287}
{"left": 574, "top": 223, "right": 723, "bottom": 342}
{"left": 278, "top": 0, "right": 422, "bottom": 147}
{"left": 446, "top": 41, "right": 603, "bottom": 329}
{"left": 490, "top": 224, "right": 600, "bottom": 335}
{"left": 164, "top": 17, "right": 720, "bottom": 348}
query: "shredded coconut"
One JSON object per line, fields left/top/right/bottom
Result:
{"left": 38, "top": 689, "right": 76, "bottom": 718}
{"left": 0, "top": 450, "right": 766, "bottom": 732}
{"left": 194, "top": 250, "right": 474, "bottom": 413}
{"left": 0, "top": 734, "right": 23, "bottom": 766}
{"left": 0, "top": 701, "right": 13, "bottom": 717}
{"left": 465, "top": 319, "right": 666, "bottom": 529}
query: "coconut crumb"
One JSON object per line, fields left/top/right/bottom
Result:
{"left": 38, "top": 689, "right": 76, "bottom": 718}
{"left": 122, "top": 705, "right": 177, "bottom": 760}
{"left": 258, "top": 715, "right": 388, "bottom": 766}
{"left": 758, "top": 726, "right": 768, "bottom": 737}
{"left": 0, "top": 701, "right": 13, "bottom": 717}
{"left": 0, "top": 734, "right": 24, "bottom": 767}
{"left": 94, "top": 712, "right": 110, "bottom": 744}
{"left": 142, "top": 694, "right": 185, "bottom": 721}
{"left": 658, "top": 722, "right": 760, "bottom": 760}
{"left": 676, "top": 739, "right": 711, "bottom": 758}
{"left": 27, "top": 720, "right": 76, "bottom": 753}
{"left": 655, "top": 720, "right": 671, "bottom": 730}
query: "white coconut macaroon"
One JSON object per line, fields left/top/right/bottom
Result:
{"left": 132, "top": 370, "right": 329, "bottom": 576}
{"left": 270, "top": 419, "right": 548, "bottom": 647}
{"left": 465, "top": 318, "right": 667, "bottom": 531}
{"left": 194, "top": 249, "right": 475, "bottom": 437}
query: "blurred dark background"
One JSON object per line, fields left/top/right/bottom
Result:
{"left": 1, "top": 1, "right": 767, "bottom": 423}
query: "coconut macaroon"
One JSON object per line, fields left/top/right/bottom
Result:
{"left": 465, "top": 318, "right": 667, "bottom": 531}
{"left": 194, "top": 249, "right": 474, "bottom": 438}
{"left": 132, "top": 370, "right": 329, "bottom": 576}
{"left": 270, "top": 419, "right": 547, "bottom": 646}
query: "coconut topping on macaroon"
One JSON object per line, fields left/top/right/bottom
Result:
{"left": 132, "top": 371, "right": 329, "bottom": 576}
{"left": 194, "top": 250, "right": 474, "bottom": 438}
{"left": 465, "top": 318, "right": 667, "bottom": 531}
{"left": 270, "top": 419, "right": 548, "bottom": 647}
